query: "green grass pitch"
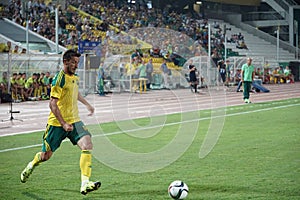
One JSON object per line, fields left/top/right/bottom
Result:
{"left": 0, "top": 98, "right": 299, "bottom": 200}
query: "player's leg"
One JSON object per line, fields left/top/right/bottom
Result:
{"left": 23, "top": 88, "right": 28, "bottom": 100}
{"left": 189, "top": 82, "right": 193, "bottom": 93}
{"left": 246, "top": 82, "right": 252, "bottom": 103}
{"left": 70, "top": 122, "right": 101, "bottom": 195}
{"left": 11, "top": 85, "right": 17, "bottom": 100}
{"left": 163, "top": 73, "right": 168, "bottom": 88}
{"left": 33, "top": 83, "right": 39, "bottom": 98}
{"left": 243, "top": 81, "right": 247, "bottom": 101}
{"left": 77, "top": 135, "right": 101, "bottom": 195}
{"left": 243, "top": 81, "right": 250, "bottom": 103}
{"left": 78, "top": 135, "right": 93, "bottom": 182}
{"left": 20, "top": 151, "right": 52, "bottom": 183}
{"left": 20, "top": 87, "right": 25, "bottom": 101}
{"left": 194, "top": 81, "right": 198, "bottom": 93}
{"left": 236, "top": 80, "right": 242, "bottom": 92}
{"left": 221, "top": 74, "right": 226, "bottom": 86}
{"left": 21, "top": 125, "right": 66, "bottom": 183}
{"left": 26, "top": 87, "right": 33, "bottom": 98}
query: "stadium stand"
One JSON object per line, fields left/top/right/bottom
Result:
{"left": 0, "top": 0, "right": 298, "bottom": 103}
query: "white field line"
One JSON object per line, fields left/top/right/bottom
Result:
{"left": 0, "top": 103, "right": 299, "bottom": 153}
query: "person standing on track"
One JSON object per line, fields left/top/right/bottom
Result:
{"left": 218, "top": 60, "right": 227, "bottom": 86}
{"left": 20, "top": 49, "right": 101, "bottom": 195}
{"left": 241, "top": 57, "right": 255, "bottom": 103}
{"left": 189, "top": 60, "right": 198, "bottom": 93}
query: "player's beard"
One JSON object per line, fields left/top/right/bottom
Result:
{"left": 67, "top": 65, "right": 76, "bottom": 75}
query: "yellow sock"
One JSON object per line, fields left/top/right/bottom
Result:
{"left": 80, "top": 150, "right": 92, "bottom": 183}
{"left": 34, "top": 88, "right": 38, "bottom": 97}
{"left": 32, "top": 152, "right": 43, "bottom": 166}
{"left": 44, "top": 87, "right": 47, "bottom": 95}
{"left": 38, "top": 86, "right": 42, "bottom": 96}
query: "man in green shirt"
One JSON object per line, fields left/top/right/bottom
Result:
{"left": 241, "top": 58, "right": 255, "bottom": 103}
{"left": 138, "top": 60, "right": 147, "bottom": 78}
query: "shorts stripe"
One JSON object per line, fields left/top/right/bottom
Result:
{"left": 42, "top": 125, "right": 51, "bottom": 152}
{"left": 41, "top": 121, "right": 91, "bottom": 152}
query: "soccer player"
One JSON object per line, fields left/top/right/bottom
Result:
{"left": 20, "top": 49, "right": 101, "bottom": 195}
{"left": 10, "top": 73, "right": 18, "bottom": 100}
{"left": 15, "top": 73, "right": 27, "bottom": 101}
{"left": 43, "top": 71, "right": 51, "bottom": 97}
{"left": 241, "top": 57, "right": 255, "bottom": 103}
{"left": 24, "top": 73, "right": 37, "bottom": 99}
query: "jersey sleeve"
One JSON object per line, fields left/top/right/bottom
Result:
{"left": 50, "top": 84, "right": 62, "bottom": 99}
{"left": 51, "top": 71, "right": 65, "bottom": 99}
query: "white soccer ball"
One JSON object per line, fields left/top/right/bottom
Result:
{"left": 168, "top": 180, "right": 189, "bottom": 199}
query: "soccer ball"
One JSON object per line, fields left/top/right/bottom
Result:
{"left": 168, "top": 180, "right": 189, "bottom": 199}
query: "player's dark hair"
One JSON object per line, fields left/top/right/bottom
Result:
{"left": 63, "top": 49, "right": 81, "bottom": 61}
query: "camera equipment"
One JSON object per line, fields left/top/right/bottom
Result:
{"left": 2, "top": 97, "right": 23, "bottom": 122}
{"left": 1, "top": 51, "right": 22, "bottom": 122}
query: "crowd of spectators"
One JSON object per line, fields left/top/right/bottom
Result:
{"left": 226, "top": 32, "right": 248, "bottom": 50}
{"left": 0, "top": 71, "right": 52, "bottom": 103}
{"left": 0, "top": 41, "right": 27, "bottom": 53}
{"left": 262, "top": 65, "right": 295, "bottom": 84}
{"left": 3, "top": 0, "right": 230, "bottom": 60}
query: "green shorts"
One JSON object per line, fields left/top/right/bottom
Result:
{"left": 42, "top": 121, "right": 91, "bottom": 152}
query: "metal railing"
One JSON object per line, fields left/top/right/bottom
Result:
{"left": 242, "top": 11, "right": 284, "bottom": 21}
{"left": 273, "top": 0, "right": 289, "bottom": 11}
{"left": 0, "top": 53, "right": 62, "bottom": 75}
{"left": 279, "top": 0, "right": 298, "bottom": 7}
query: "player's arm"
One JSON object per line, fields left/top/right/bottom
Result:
{"left": 49, "top": 97, "right": 73, "bottom": 131}
{"left": 78, "top": 93, "right": 94, "bottom": 116}
{"left": 189, "top": 65, "right": 194, "bottom": 72}
{"left": 241, "top": 70, "right": 244, "bottom": 82}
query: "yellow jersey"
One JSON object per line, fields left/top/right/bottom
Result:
{"left": 47, "top": 70, "right": 80, "bottom": 126}
{"left": 125, "top": 63, "right": 137, "bottom": 75}
{"left": 16, "top": 78, "right": 26, "bottom": 86}
{"left": 10, "top": 77, "right": 16, "bottom": 85}
{"left": 25, "top": 77, "right": 35, "bottom": 89}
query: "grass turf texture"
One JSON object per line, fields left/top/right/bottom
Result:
{"left": 0, "top": 98, "right": 299, "bottom": 199}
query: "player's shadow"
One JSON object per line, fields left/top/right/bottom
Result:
{"left": 195, "top": 183, "right": 259, "bottom": 196}
{"left": 54, "top": 188, "right": 169, "bottom": 199}
{"left": 54, "top": 188, "right": 104, "bottom": 199}
{"left": 96, "top": 188, "right": 167, "bottom": 199}
{"left": 22, "top": 192, "right": 46, "bottom": 200}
